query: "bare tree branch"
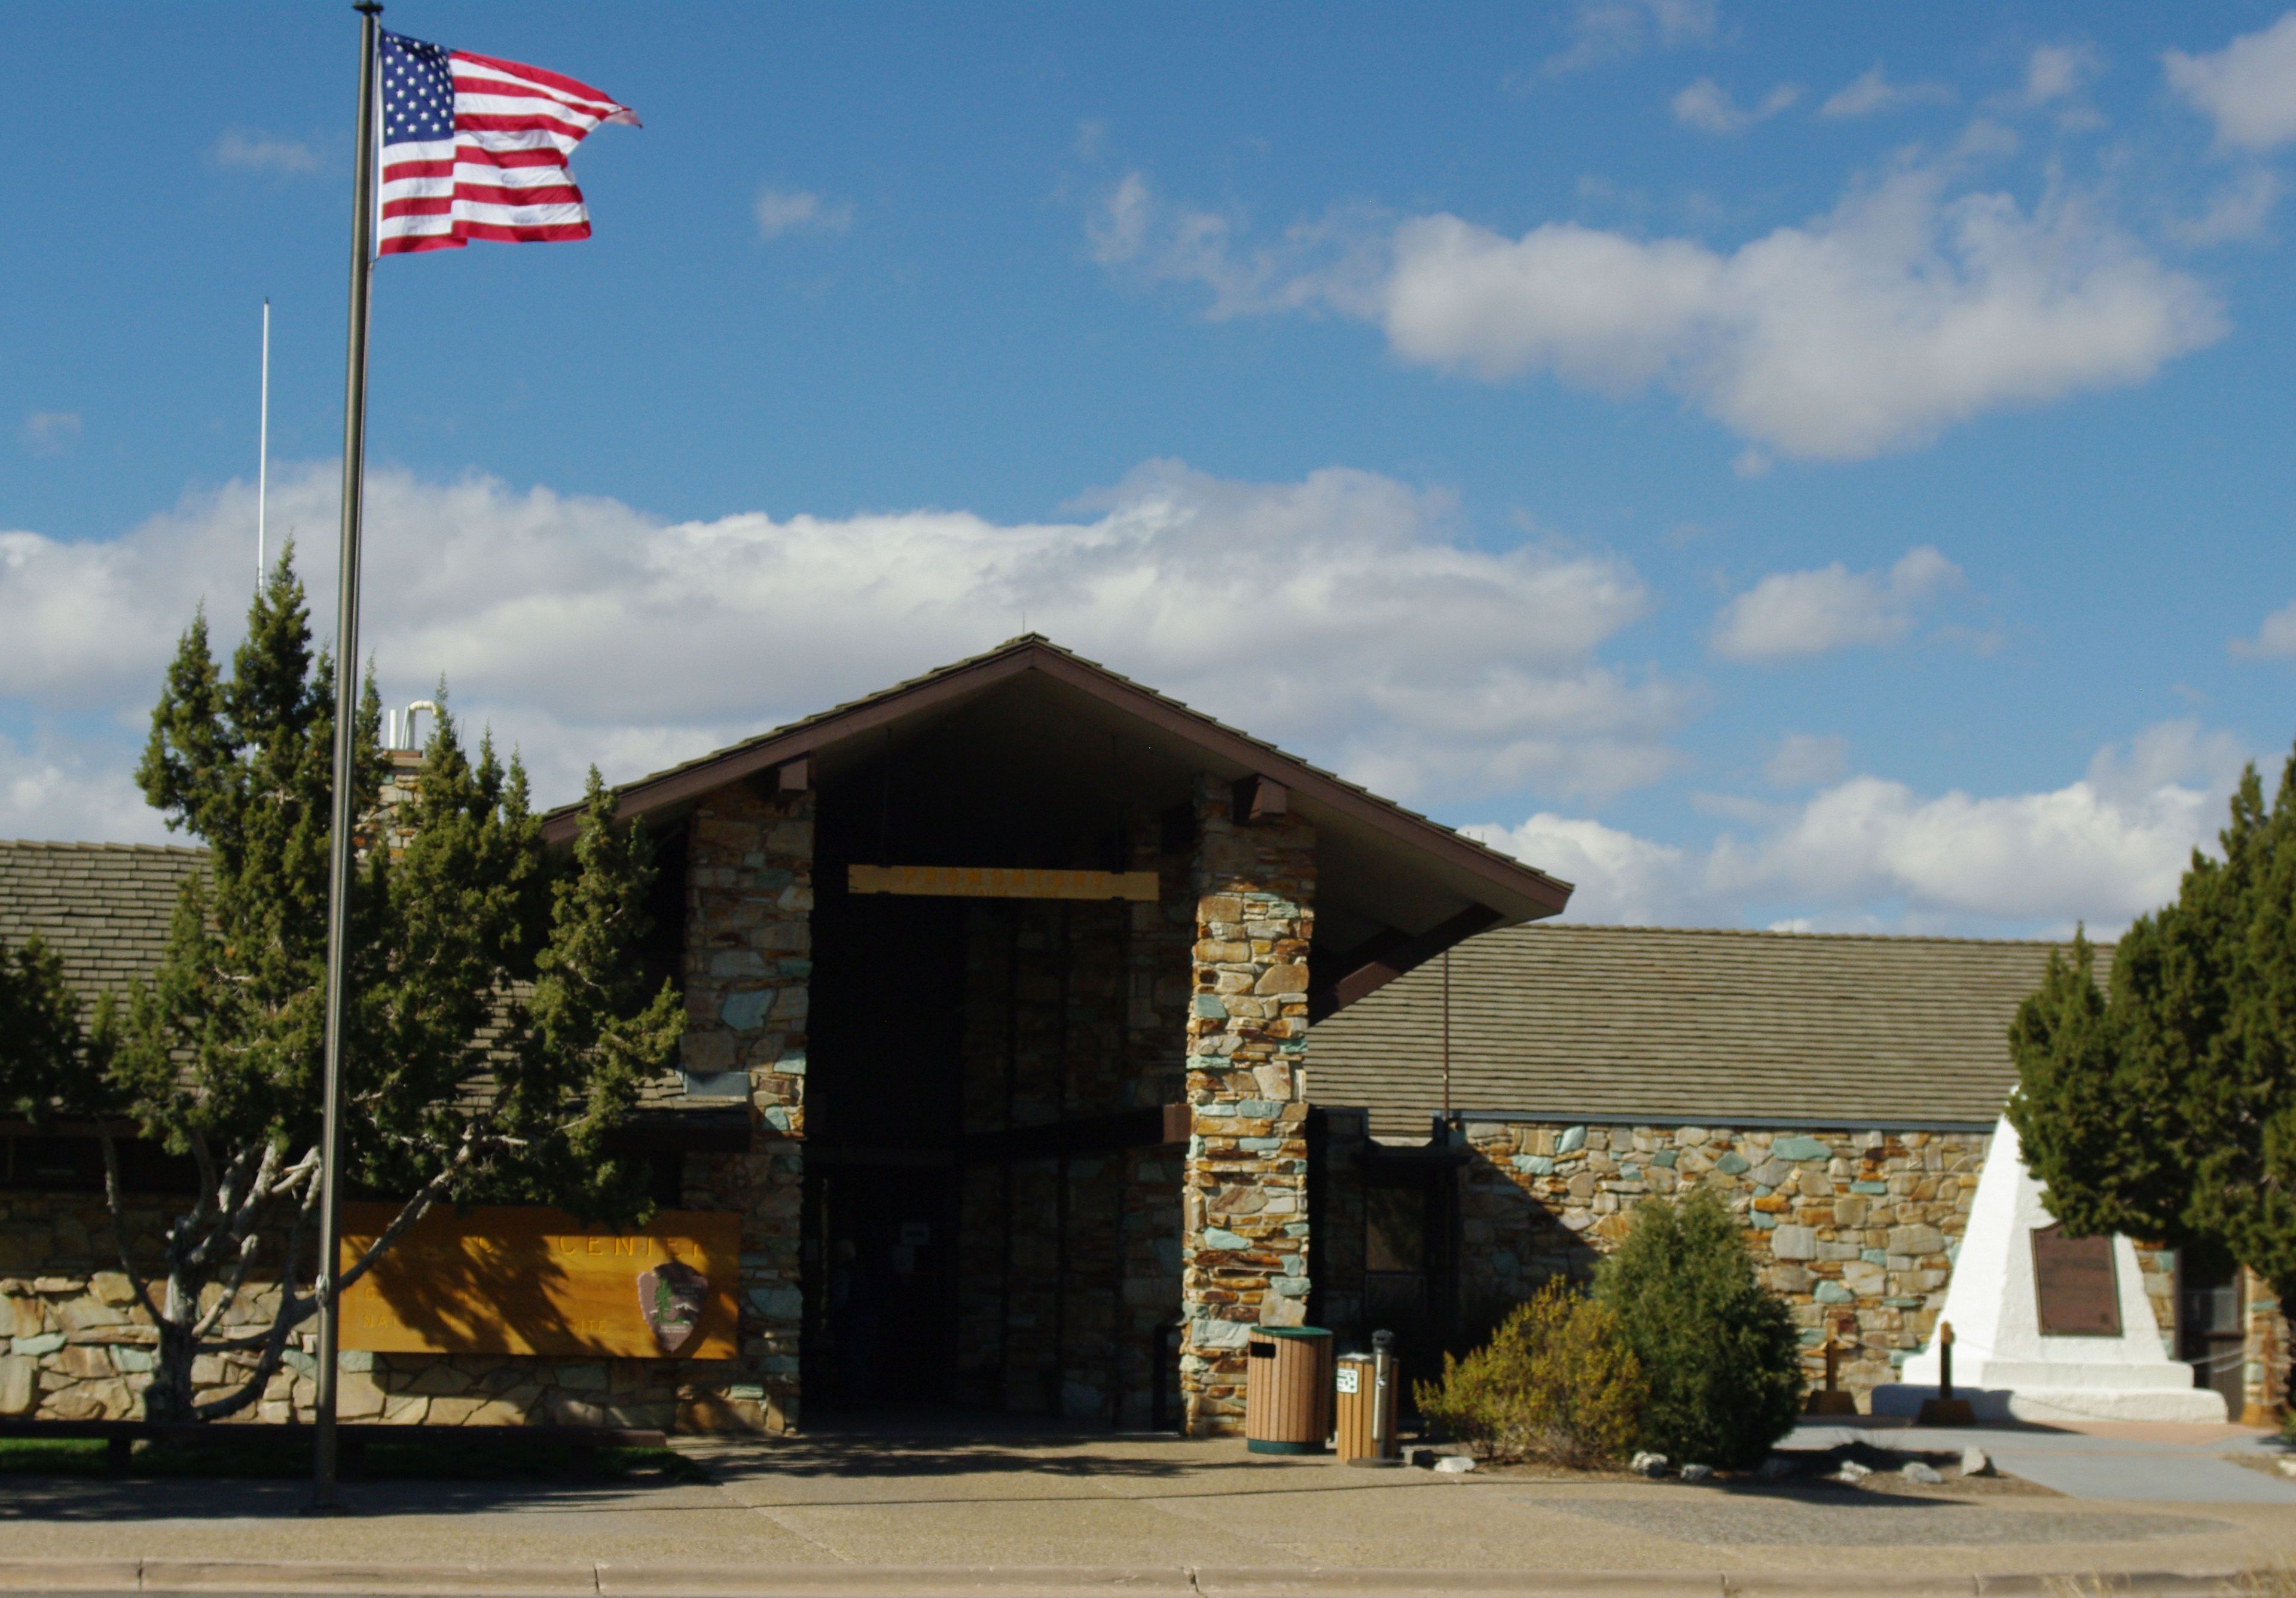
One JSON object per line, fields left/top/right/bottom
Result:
{"left": 96, "top": 1132, "right": 161, "bottom": 1324}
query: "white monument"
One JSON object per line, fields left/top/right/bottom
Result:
{"left": 1870, "top": 1116, "right": 2226, "bottom": 1424}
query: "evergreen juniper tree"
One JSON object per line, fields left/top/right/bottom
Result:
{"left": 0, "top": 933, "right": 101, "bottom": 1120}
{"left": 0, "top": 551, "right": 683, "bottom": 1422}
{"left": 2010, "top": 749, "right": 2296, "bottom": 1407}
{"left": 1593, "top": 1188, "right": 1804, "bottom": 1468}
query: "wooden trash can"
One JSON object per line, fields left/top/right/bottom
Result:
{"left": 1244, "top": 1326, "right": 1332, "bottom": 1454}
{"left": 1334, "top": 1350, "right": 1400, "bottom": 1465}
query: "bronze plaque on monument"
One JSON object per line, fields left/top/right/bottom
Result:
{"left": 2030, "top": 1223, "right": 2121, "bottom": 1337}
{"left": 340, "top": 1203, "right": 740, "bottom": 1359}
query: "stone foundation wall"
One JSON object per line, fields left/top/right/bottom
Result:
{"left": 1452, "top": 1121, "right": 1988, "bottom": 1400}
{"left": 1180, "top": 779, "right": 1315, "bottom": 1435}
{"left": 1, "top": 1177, "right": 783, "bottom": 1430}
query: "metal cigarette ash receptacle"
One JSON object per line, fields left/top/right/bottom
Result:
{"left": 1335, "top": 1329, "right": 1402, "bottom": 1465}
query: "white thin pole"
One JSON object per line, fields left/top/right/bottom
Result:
{"left": 258, "top": 300, "right": 271, "bottom": 583}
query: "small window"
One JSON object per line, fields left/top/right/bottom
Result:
{"left": 1366, "top": 1183, "right": 1424, "bottom": 1274}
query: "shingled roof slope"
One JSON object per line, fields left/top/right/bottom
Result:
{"left": 0, "top": 840, "right": 205, "bottom": 1006}
{"left": 1309, "top": 922, "right": 2089, "bottom": 1140}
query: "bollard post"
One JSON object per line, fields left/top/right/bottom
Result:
{"left": 1916, "top": 1318, "right": 1975, "bottom": 1427}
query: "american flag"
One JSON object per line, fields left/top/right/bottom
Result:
{"left": 377, "top": 29, "right": 637, "bottom": 256}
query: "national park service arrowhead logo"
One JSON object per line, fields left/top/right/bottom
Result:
{"left": 638, "top": 1258, "right": 709, "bottom": 1356}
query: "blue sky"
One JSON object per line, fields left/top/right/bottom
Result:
{"left": 4, "top": 1, "right": 2294, "bottom": 936}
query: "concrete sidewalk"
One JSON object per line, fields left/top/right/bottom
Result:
{"left": 1784, "top": 1417, "right": 2296, "bottom": 1505}
{"left": 0, "top": 1425, "right": 2289, "bottom": 1596}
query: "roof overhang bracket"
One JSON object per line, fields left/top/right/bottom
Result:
{"left": 1309, "top": 904, "right": 1503, "bottom": 1023}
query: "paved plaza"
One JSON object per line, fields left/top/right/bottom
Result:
{"left": 0, "top": 1419, "right": 2291, "bottom": 1595}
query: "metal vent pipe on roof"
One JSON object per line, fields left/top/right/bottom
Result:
{"left": 399, "top": 699, "right": 440, "bottom": 752}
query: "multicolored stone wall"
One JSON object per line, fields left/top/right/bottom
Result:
{"left": 2242, "top": 1268, "right": 2288, "bottom": 1426}
{"left": 1180, "top": 778, "right": 1316, "bottom": 1435}
{"left": 680, "top": 783, "right": 814, "bottom": 1431}
{"left": 1454, "top": 1121, "right": 1987, "bottom": 1400}
{"left": 0, "top": 1187, "right": 764, "bottom": 1429}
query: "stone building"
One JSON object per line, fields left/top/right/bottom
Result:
{"left": 0, "top": 637, "right": 1565, "bottom": 1434}
{"left": 1, "top": 639, "right": 2285, "bottom": 1431}
{"left": 1309, "top": 922, "right": 2289, "bottom": 1426}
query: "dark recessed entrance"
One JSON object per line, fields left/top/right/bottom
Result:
{"left": 798, "top": 705, "right": 1193, "bottom": 1425}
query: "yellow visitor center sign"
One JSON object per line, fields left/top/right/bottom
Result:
{"left": 339, "top": 1203, "right": 741, "bottom": 1360}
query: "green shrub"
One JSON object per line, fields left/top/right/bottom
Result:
{"left": 1594, "top": 1188, "right": 1804, "bottom": 1469}
{"left": 1413, "top": 1279, "right": 1647, "bottom": 1466}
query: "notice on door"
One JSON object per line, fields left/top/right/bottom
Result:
{"left": 340, "top": 1202, "right": 741, "bottom": 1359}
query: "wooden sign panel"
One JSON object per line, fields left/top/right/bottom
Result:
{"left": 848, "top": 863, "right": 1159, "bottom": 902}
{"left": 2031, "top": 1223, "right": 2122, "bottom": 1337}
{"left": 340, "top": 1203, "right": 741, "bottom": 1360}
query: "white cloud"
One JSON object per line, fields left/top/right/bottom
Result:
{"left": 2169, "top": 168, "right": 2283, "bottom": 245}
{"left": 2166, "top": 12, "right": 2296, "bottom": 151}
{"left": 1672, "top": 79, "right": 1800, "bottom": 135}
{"left": 1819, "top": 65, "right": 1954, "bottom": 120}
{"left": 1108, "top": 149, "right": 2224, "bottom": 461}
{"left": 1764, "top": 732, "right": 1848, "bottom": 788}
{"left": 0, "top": 733, "right": 172, "bottom": 847}
{"left": 2231, "top": 597, "right": 2296, "bottom": 658}
{"left": 1378, "top": 164, "right": 2220, "bottom": 459}
{"left": 211, "top": 129, "right": 321, "bottom": 175}
{"left": 755, "top": 187, "right": 854, "bottom": 240}
{"left": 0, "top": 460, "right": 1683, "bottom": 842}
{"left": 20, "top": 413, "right": 80, "bottom": 455}
{"left": 1473, "top": 720, "right": 2249, "bottom": 935}
{"left": 1088, "top": 174, "right": 1387, "bottom": 321}
{"left": 2017, "top": 44, "right": 2100, "bottom": 107}
{"left": 1710, "top": 546, "right": 1962, "bottom": 660}
{"left": 1465, "top": 813, "right": 1689, "bottom": 925}
{"left": 1543, "top": 0, "right": 1717, "bottom": 76}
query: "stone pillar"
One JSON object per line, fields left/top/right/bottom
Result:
{"left": 682, "top": 782, "right": 813, "bottom": 1431}
{"left": 2242, "top": 1267, "right": 2288, "bottom": 1427}
{"left": 1179, "top": 777, "right": 1315, "bottom": 1435}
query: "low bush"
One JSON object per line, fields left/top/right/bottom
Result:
{"left": 1594, "top": 1188, "right": 1805, "bottom": 1470}
{"left": 1413, "top": 1279, "right": 1647, "bottom": 1466}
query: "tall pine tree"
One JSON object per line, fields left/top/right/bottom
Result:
{"left": 1, "top": 552, "right": 682, "bottom": 1422}
{"left": 2010, "top": 751, "right": 2296, "bottom": 1413}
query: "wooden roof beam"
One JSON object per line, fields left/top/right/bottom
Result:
{"left": 1309, "top": 904, "right": 1503, "bottom": 1023}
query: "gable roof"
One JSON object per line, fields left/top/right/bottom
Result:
{"left": 539, "top": 634, "right": 1573, "bottom": 933}
{"left": 0, "top": 840, "right": 204, "bottom": 1008}
{"left": 1309, "top": 921, "right": 2090, "bottom": 1140}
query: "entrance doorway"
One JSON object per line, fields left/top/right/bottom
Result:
{"left": 802, "top": 763, "right": 1189, "bottom": 1425}
{"left": 2178, "top": 1242, "right": 2245, "bottom": 1414}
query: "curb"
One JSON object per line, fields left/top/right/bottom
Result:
{"left": 0, "top": 1560, "right": 2257, "bottom": 1598}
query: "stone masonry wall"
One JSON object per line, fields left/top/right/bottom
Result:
{"left": 0, "top": 1185, "right": 766, "bottom": 1429}
{"left": 1180, "top": 778, "right": 1315, "bottom": 1436}
{"left": 681, "top": 783, "right": 814, "bottom": 1431}
{"left": 2243, "top": 1268, "right": 2289, "bottom": 1425}
{"left": 1456, "top": 1121, "right": 1987, "bottom": 1400}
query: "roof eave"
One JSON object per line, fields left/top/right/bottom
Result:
{"left": 538, "top": 637, "right": 1573, "bottom": 922}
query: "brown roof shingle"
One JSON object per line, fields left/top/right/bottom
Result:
{"left": 1308, "top": 922, "right": 2089, "bottom": 1140}
{"left": 0, "top": 839, "right": 206, "bottom": 1007}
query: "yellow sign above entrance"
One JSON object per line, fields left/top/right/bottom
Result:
{"left": 848, "top": 864, "right": 1159, "bottom": 902}
{"left": 340, "top": 1203, "right": 741, "bottom": 1360}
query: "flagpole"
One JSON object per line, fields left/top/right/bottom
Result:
{"left": 312, "top": 0, "right": 381, "bottom": 1514}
